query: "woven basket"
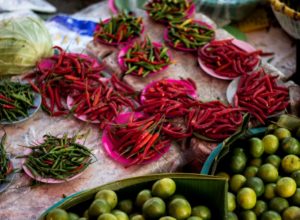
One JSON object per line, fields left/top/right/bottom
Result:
{"left": 270, "top": 0, "right": 300, "bottom": 39}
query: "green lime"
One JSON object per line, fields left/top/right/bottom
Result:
{"left": 281, "top": 155, "right": 300, "bottom": 174}
{"left": 142, "top": 197, "right": 166, "bottom": 219}
{"left": 282, "top": 206, "right": 300, "bottom": 220}
{"left": 88, "top": 199, "right": 111, "bottom": 217}
{"left": 249, "top": 137, "right": 264, "bottom": 158}
{"left": 168, "top": 198, "right": 191, "bottom": 220}
{"left": 159, "top": 217, "right": 176, "bottom": 220}
{"left": 191, "top": 205, "right": 211, "bottom": 220}
{"left": 78, "top": 218, "right": 87, "bottom": 220}
{"left": 68, "top": 212, "right": 80, "bottom": 220}
{"left": 239, "top": 210, "right": 256, "bottom": 220}
{"left": 248, "top": 158, "right": 262, "bottom": 167}
{"left": 257, "top": 163, "right": 279, "bottom": 182}
{"left": 264, "top": 183, "right": 277, "bottom": 200}
{"left": 262, "top": 134, "right": 279, "bottom": 154}
{"left": 152, "top": 178, "right": 176, "bottom": 199}
{"left": 269, "top": 197, "right": 289, "bottom": 213}
{"left": 274, "top": 127, "right": 291, "bottom": 141}
{"left": 281, "top": 137, "right": 300, "bottom": 155}
{"left": 230, "top": 174, "right": 247, "bottom": 193}
{"left": 232, "top": 147, "right": 246, "bottom": 156}
{"left": 46, "top": 208, "right": 69, "bottom": 220}
{"left": 244, "top": 166, "right": 258, "bottom": 178}
{"left": 95, "top": 190, "right": 118, "bottom": 209}
{"left": 229, "top": 152, "right": 247, "bottom": 174}
{"left": 261, "top": 210, "right": 281, "bottom": 220}
{"left": 245, "top": 176, "right": 265, "bottom": 197}
{"left": 291, "top": 188, "right": 300, "bottom": 206}
{"left": 227, "top": 192, "right": 236, "bottom": 212}
{"left": 98, "top": 213, "right": 118, "bottom": 220}
{"left": 265, "top": 154, "right": 281, "bottom": 169}
{"left": 186, "top": 217, "right": 202, "bottom": 220}
{"left": 276, "top": 177, "right": 297, "bottom": 198}
{"left": 227, "top": 212, "right": 238, "bottom": 220}
{"left": 118, "top": 199, "right": 133, "bottom": 214}
{"left": 130, "top": 214, "right": 145, "bottom": 220}
{"left": 237, "top": 187, "right": 257, "bottom": 210}
{"left": 252, "top": 200, "right": 267, "bottom": 216}
{"left": 83, "top": 210, "right": 89, "bottom": 218}
{"left": 111, "top": 210, "right": 129, "bottom": 220}
{"left": 215, "top": 171, "right": 230, "bottom": 180}
{"left": 291, "top": 170, "right": 300, "bottom": 187}
{"left": 135, "top": 189, "right": 152, "bottom": 208}
{"left": 168, "top": 194, "right": 186, "bottom": 203}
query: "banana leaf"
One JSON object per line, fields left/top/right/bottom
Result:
{"left": 38, "top": 173, "right": 228, "bottom": 220}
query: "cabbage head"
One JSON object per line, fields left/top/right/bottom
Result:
{"left": 0, "top": 17, "right": 53, "bottom": 76}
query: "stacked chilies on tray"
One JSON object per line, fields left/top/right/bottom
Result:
{"left": 94, "top": 13, "right": 143, "bottom": 45}
{"left": 234, "top": 69, "right": 290, "bottom": 124}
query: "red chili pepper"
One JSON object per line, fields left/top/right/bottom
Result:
{"left": 2, "top": 104, "right": 15, "bottom": 109}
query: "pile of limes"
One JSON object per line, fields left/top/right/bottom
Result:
{"left": 216, "top": 126, "right": 300, "bottom": 220}
{"left": 45, "top": 178, "right": 212, "bottom": 220}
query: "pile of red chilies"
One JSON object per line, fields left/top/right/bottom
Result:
{"left": 26, "top": 47, "right": 135, "bottom": 128}
{"left": 107, "top": 114, "right": 171, "bottom": 166}
{"left": 234, "top": 69, "right": 289, "bottom": 124}
{"left": 198, "top": 39, "right": 261, "bottom": 78}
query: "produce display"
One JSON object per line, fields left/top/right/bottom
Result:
{"left": 119, "top": 38, "right": 172, "bottom": 77}
{"left": 164, "top": 19, "right": 215, "bottom": 51}
{"left": 44, "top": 177, "right": 213, "bottom": 220}
{"left": 282, "top": 0, "right": 300, "bottom": 11}
{"left": 234, "top": 69, "right": 290, "bottom": 124}
{"left": 22, "top": 133, "right": 95, "bottom": 181}
{"left": 0, "top": 80, "right": 38, "bottom": 123}
{"left": 0, "top": 134, "right": 13, "bottom": 184}
{"left": 198, "top": 39, "right": 261, "bottom": 79}
{"left": 94, "top": 13, "right": 144, "bottom": 45}
{"left": 214, "top": 124, "right": 300, "bottom": 219}
{"left": 145, "top": 0, "right": 195, "bottom": 23}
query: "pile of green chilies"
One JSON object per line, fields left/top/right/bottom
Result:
{"left": 94, "top": 13, "right": 143, "bottom": 44}
{"left": 123, "top": 38, "right": 171, "bottom": 77}
{"left": 282, "top": 0, "right": 300, "bottom": 12}
{"left": 145, "top": 0, "right": 193, "bottom": 23}
{"left": 0, "top": 134, "right": 12, "bottom": 183}
{"left": 0, "top": 81, "right": 35, "bottom": 122}
{"left": 24, "top": 134, "right": 95, "bottom": 180}
{"left": 167, "top": 19, "right": 215, "bottom": 50}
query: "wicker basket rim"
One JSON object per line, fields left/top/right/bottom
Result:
{"left": 271, "top": 0, "right": 300, "bottom": 20}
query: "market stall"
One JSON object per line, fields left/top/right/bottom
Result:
{"left": 0, "top": 0, "right": 300, "bottom": 220}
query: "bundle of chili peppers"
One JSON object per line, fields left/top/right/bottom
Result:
{"left": 145, "top": 0, "right": 194, "bottom": 23}
{"left": 121, "top": 38, "right": 171, "bottom": 77}
{"left": 0, "top": 80, "right": 35, "bottom": 123}
{"left": 0, "top": 134, "right": 13, "bottom": 183}
{"left": 94, "top": 13, "right": 143, "bottom": 45}
{"left": 234, "top": 69, "right": 290, "bottom": 124}
{"left": 69, "top": 75, "right": 136, "bottom": 128}
{"left": 23, "top": 134, "right": 96, "bottom": 180}
{"left": 188, "top": 101, "right": 245, "bottom": 141}
{"left": 198, "top": 39, "right": 261, "bottom": 78}
{"left": 137, "top": 78, "right": 197, "bottom": 118}
{"left": 106, "top": 113, "right": 171, "bottom": 166}
{"left": 165, "top": 19, "right": 215, "bottom": 51}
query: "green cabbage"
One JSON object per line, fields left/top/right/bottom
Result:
{"left": 0, "top": 17, "right": 53, "bottom": 76}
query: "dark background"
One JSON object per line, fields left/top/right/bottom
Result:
{"left": 47, "top": 0, "right": 102, "bottom": 14}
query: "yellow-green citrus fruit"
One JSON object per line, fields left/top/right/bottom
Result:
{"left": 227, "top": 212, "right": 238, "bottom": 220}
{"left": 111, "top": 209, "right": 129, "bottom": 220}
{"left": 276, "top": 177, "right": 297, "bottom": 198}
{"left": 168, "top": 198, "right": 191, "bottom": 220}
{"left": 46, "top": 208, "right": 69, "bottom": 220}
{"left": 281, "top": 155, "right": 300, "bottom": 174}
{"left": 227, "top": 192, "right": 236, "bottom": 212}
{"left": 230, "top": 174, "right": 247, "bottom": 193}
{"left": 244, "top": 166, "right": 258, "bottom": 178}
{"left": 274, "top": 127, "right": 291, "bottom": 141}
{"left": 191, "top": 205, "right": 211, "bottom": 220}
{"left": 282, "top": 206, "right": 300, "bottom": 220}
{"left": 245, "top": 176, "right": 265, "bottom": 197}
{"left": 253, "top": 200, "right": 268, "bottom": 216}
{"left": 262, "top": 134, "right": 279, "bottom": 154}
{"left": 229, "top": 152, "right": 247, "bottom": 174}
{"left": 89, "top": 199, "right": 111, "bottom": 217}
{"left": 135, "top": 189, "right": 152, "bottom": 208}
{"left": 291, "top": 170, "right": 300, "bottom": 187}
{"left": 98, "top": 213, "right": 118, "bottom": 220}
{"left": 291, "top": 188, "right": 300, "bottom": 206}
{"left": 257, "top": 163, "right": 279, "bottom": 182}
{"left": 159, "top": 217, "right": 176, "bottom": 220}
{"left": 281, "top": 137, "right": 300, "bottom": 155}
{"left": 95, "top": 190, "right": 118, "bottom": 209}
{"left": 215, "top": 171, "right": 230, "bottom": 179}
{"left": 265, "top": 154, "right": 281, "bottom": 169}
{"left": 142, "top": 197, "right": 166, "bottom": 219}
{"left": 264, "top": 183, "right": 277, "bottom": 200}
{"left": 239, "top": 210, "right": 256, "bottom": 220}
{"left": 118, "top": 199, "right": 133, "bottom": 214}
{"left": 186, "top": 217, "right": 202, "bottom": 220}
{"left": 130, "top": 214, "right": 145, "bottom": 220}
{"left": 248, "top": 158, "right": 262, "bottom": 167}
{"left": 249, "top": 137, "right": 264, "bottom": 158}
{"left": 237, "top": 187, "right": 257, "bottom": 210}
{"left": 269, "top": 197, "right": 289, "bottom": 213}
{"left": 68, "top": 212, "right": 80, "bottom": 220}
{"left": 152, "top": 178, "right": 176, "bottom": 199}
{"left": 261, "top": 210, "right": 281, "bottom": 220}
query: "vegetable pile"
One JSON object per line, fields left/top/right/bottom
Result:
{"left": 23, "top": 134, "right": 95, "bottom": 180}
{"left": 198, "top": 39, "right": 261, "bottom": 78}
{"left": 145, "top": 0, "right": 195, "bottom": 23}
{"left": 94, "top": 13, "right": 143, "bottom": 45}
{"left": 120, "top": 38, "right": 171, "bottom": 77}
{"left": 0, "top": 80, "right": 36, "bottom": 123}
{"left": 0, "top": 17, "right": 52, "bottom": 76}
{"left": 165, "top": 19, "right": 215, "bottom": 51}
{"left": 234, "top": 69, "right": 290, "bottom": 124}
{"left": 0, "top": 134, "right": 13, "bottom": 183}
